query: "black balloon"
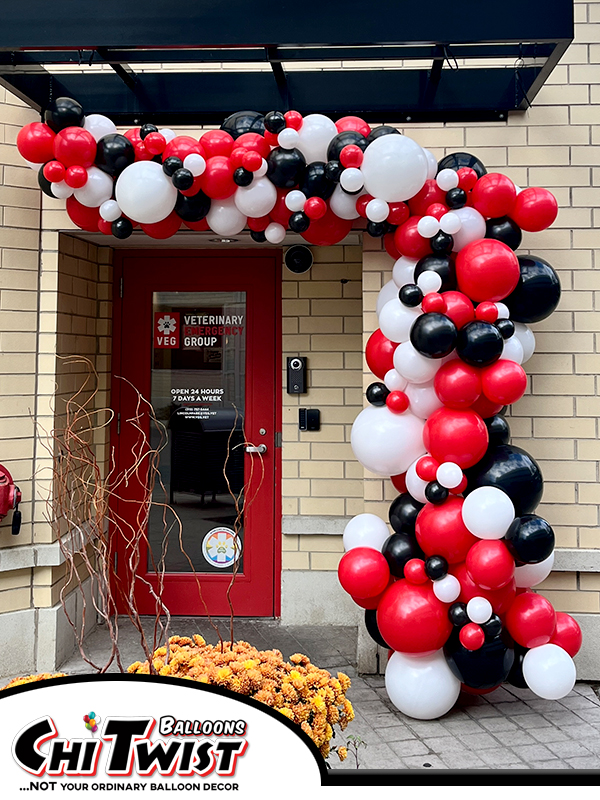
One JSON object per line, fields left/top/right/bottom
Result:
{"left": 465, "top": 444, "right": 544, "bottom": 516}
{"left": 266, "top": 147, "right": 306, "bottom": 188}
{"left": 365, "top": 609, "right": 391, "bottom": 649}
{"left": 37, "top": 165, "right": 55, "bottom": 198}
{"left": 367, "top": 221, "right": 385, "bottom": 238}
{"left": 95, "top": 133, "right": 135, "bottom": 176}
{"left": 444, "top": 628, "right": 514, "bottom": 690}
{"left": 382, "top": 533, "right": 424, "bottom": 578}
{"left": 264, "top": 111, "right": 286, "bottom": 134}
{"left": 221, "top": 110, "right": 265, "bottom": 138}
{"left": 327, "top": 131, "right": 368, "bottom": 162}
{"left": 424, "top": 481, "right": 449, "bottom": 505}
{"left": 289, "top": 212, "right": 310, "bottom": 233}
{"left": 389, "top": 493, "right": 424, "bottom": 535}
{"left": 111, "top": 218, "right": 133, "bottom": 239}
{"left": 495, "top": 318, "right": 515, "bottom": 340}
{"left": 410, "top": 312, "right": 457, "bottom": 359}
{"left": 414, "top": 255, "right": 456, "bottom": 292}
{"left": 299, "top": 162, "right": 336, "bottom": 200}
{"left": 456, "top": 321, "right": 503, "bottom": 367}
{"left": 437, "top": 152, "right": 486, "bottom": 178}
{"left": 446, "top": 188, "right": 467, "bottom": 209}
{"left": 430, "top": 231, "right": 454, "bottom": 254}
{"left": 400, "top": 284, "right": 423, "bottom": 307}
{"left": 449, "top": 603, "right": 470, "bottom": 628}
{"left": 425, "top": 555, "right": 448, "bottom": 580}
{"left": 44, "top": 96, "right": 84, "bottom": 132}
{"left": 233, "top": 167, "right": 253, "bottom": 187}
{"left": 175, "top": 190, "right": 211, "bottom": 222}
{"left": 505, "top": 255, "right": 561, "bottom": 323}
{"left": 366, "top": 126, "right": 401, "bottom": 144}
{"left": 505, "top": 515, "right": 555, "bottom": 564}
{"left": 507, "top": 643, "right": 529, "bottom": 689}
{"left": 485, "top": 216, "right": 522, "bottom": 251}
{"left": 172, "top": 168, "right": 194, "bottom": 190}
{"left": 481, "top": 614, "right": 503, "bottom": 641}
{"left": 366, "top": 382, "right": 389, "bottom": 406}
{"left": 140, "top": 123, "right": 158, "bottom": 140}
{"left": 325, "top": 160, "right": 342, "bottom": 182}
{"left": 163, "top": 156, "right": 183, "bottom": 177}
{"left": 250, "top": 230, "right": 267, "bottom": 243}
{"left": 485, "top": 414, "right": 511, "bottom": 447}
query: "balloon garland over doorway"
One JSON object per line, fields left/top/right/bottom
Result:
{"left": 17, "top": 99, "right": 581, "bottom": 718}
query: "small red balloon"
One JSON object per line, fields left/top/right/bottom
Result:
{"left": 301, "top": 207, "right": 353, "bottom": 246}
{"left": 164, "top": 135, "right": 205, "bottom": 162}
{"left": 511, "top": 187, "right": 558, "bottom": 232}
{"left": 549, "top": 612, "right": 582, "bottom": 658}
{"left": 451, "top": 561, "right": 516, "bottom": 616}
{"left": 338, "top": 547, "right": 390, "bottom": 599}
{"left": 455, "top": 239, "right": 520, "bottom": 303}
{"left": 64, "top": 165, "right": 88, "bottom": 189}
{"left": 230, "top": 147, "right": 246, "bottom": 168}
{"left": 390, "top": 473, "right": 407, "bottom": 493}
{"left": 416, "top": 455, "right": 438, "bottom": 482}
{"left": 365, "top": 329, "right": 398, "bottom": 380}
{"left": 505, "top": 592, "right": 557, "bottom": 649}
{"left": 481, "top": 359, "right": 527, "bottom": 406}
{"left": 471, "top": 173, "right": 517, "bottom": 219}
{"left": 242, "top": 150, "right": 263, "bottom": 172}
{"left": 387, "top": 202, "right": 410, "bottom": 226}
{"left": 17, "top": 122, "right": 56, "bottom": 164}
{"left": 423, "top": 407, "right": 488, "bottom": 469}
{"left": 53, "top": 127, "right": 96, "bottom": 168}
{"left": 98, "top": 218, "right": 113, "bottom": 235}
{"left": 450, "top": 475, "right": 468, "bottom": 495}
{"left": 200, "top": 130, "right": 233, "bottom": 158}
{"left": 404, "top": 558, "right": 428, "bottom": 584}
{"left": 408, "top": 179, "right": 446, "bottom": 216}
{"left": 144, "top": 132, "right": 166, "bottom": 155}
{"left": 457, "top": 168, "right": 478, "bottom": 192}
{"left": 141, "top": 210, "right": 182, "bottom": 239}
{"left": 66, "top": 196, "right": 100, "bottom": 232}
{"left": 386, "top": 391, "right": 409, "bottom": 413}
{"left": 43, "top": 160, "right": 66, "bottom": 183}
{"left": 183, "top": 217, "right": 209, "bottom": 231}
{"left": 434, "top": 360, "right": 482, "bottom": 409}
{"left": 377, "top": 580, "right": 453, "bottom": 654}
{"left": 460, "top": 622, "right": 485, "bottom": 651}
{"left": 466, "top": 539, "right": 515, "bottom": 591}
{"left": 284, "top": 110, "right": 303, "bottom": 130}
{"left": 394, "top": 217, "right": 431, "bottom": 260}
{"left": 426, "top": 203, "right": 448, "bottom": 220}
{"left": 304, "top": 196, "right": 327, "bottom": 220}
{"left": 236, "top": 132, "right": 271, "bottom": 160}
{"left": 356, "top": 194, "right": 373, "bottom": 218}
{"left": 443, "top": 291, "right": 475, "bottom": 330}
{"left": 475, "top": 301, "right": 498, "bottom": 323}
{"left": 415, "top": 497, "right": 478, "bottom": 564}
{"left": 422, "top": 293, "right": 446, "bottom": 314}
{"left": 335, "top": 116, "right": 371, "bottom": 137}
{"left": 247, "top": 215, "right": 270, "bottom": 232}
{"left": 200, "top": 156, "right": 236, "bottom": 200}
{"left": 468, "top": 393, "right": 504, "bottom": 419}
{"left": 340, "top": 144, "right": 364, "bottom": 168}
{"left": 269, "top": 188, "right": 292, "bottom": 227}
{"left": 134, "top": 142, "right": 152, "bottom": 161}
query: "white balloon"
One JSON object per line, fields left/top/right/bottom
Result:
{"left": 295, "top": 114, "right": 338, "bottom": 164}
{"left": 116, "top": 161, "right": 177, "bottom": 224}
{"left": 83, "top": 114, "right": 117, "bottom": 142}
{"left": 51, "top": 180, "right": 74, "bottom": 199}
{"left": 343, "top": 513, "right": 390, "bottom": 552}
{"left": 384, "top": 369, "right": 408, "bottom": 392}
{"left": 206, "top": 195, "right": 247, "bottom": 236}
{"left": 436, "top": 461, "right": 463, "bottom": 489}
{"left": 495, "top": 302, "right": 510, "bottom": 319}
{"left": 502, "top": 335, "right": 525, "bottom": 365}
{"left": 159, "top": 128, "right": 177, "bottom": 143}
{"left": 436, "top": 168, "right": 459, "bottom": 191}
{"left": 392, "top": 256, "right": 417, "bottom": 288}
{"left": 376, "top": 280, "right": 400, "bottom": 315}
{"left": 361, "top": 134, "right": 428, "bottom": 202}
{"left": 394, "top": 341, "right": 441, "bottom": 385}
{"left": 405, "top": 380, "right": 443, "bottom": 419}
{"left": 278, "top": 128, "right": 300, "bottom": 149}
{"left": 433, "top": 574, "right": 461, "bottom": 604}
{"left": 467, "top": 596, "right": 493, "bottom": 624}
{"left": 440, "top": 211, "right": 461, "bottom": 235}
{"left": 406, "top": 458, "right": 428, "bottom": 503}
{"left": 451, "top": 206, "right": 487, "bottom": 252}
{"left": 514, "top": 551, "right": 555, "bottom": 588}
{"left": 351, "top": 406, "right": 425, "bottom": 476}
{"left": 265, "top": 222, "right": 286, "bottom": 244}
{"left": 514, "top": 322, "right": 536, "bottom": 363}
{"left": 366, "top": 198, "right": 390, "bottom": 223}
{"left": 423, "top": 148, "right": 438, "bottom": 181}
{"left": 330, "top": 184, "right": 363, "bottom": 220}
{"left": 523, "top": 644, "right": 576, "bottom": 700}
{"left": 99, "top": 199, "right": 121, "bottom": 222}
{"left": 340, "top": 168, "right": 364, "bottom": 193}
{"left": 183, "top": 153, "right": 206, "bottom": 177}
{"left": 255, "top": 159, "right": 268, "bottom": 178}
{"left": 74, "top": 166, "right": 114, "bottom": 208}
{"left": 417, "top": 215, "right": 440, "bottom": 238}
{"left": 385, "top": 650, "right": 461, "bottom": 720}
{"left": 379, "top": 299, "right": 421, "bottom": 343}
{"left": 285, "top": 190, "right": 307, "bottom": 213}
{"left": 417, "top": 271, "right": 442, "bottom": 295}
{"left": 461, "top": 487, "right": 515, "bottom": 539}
{"left": 234, "top": 177, "right": 277, "bottom": 218}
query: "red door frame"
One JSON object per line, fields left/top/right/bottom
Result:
{"left": 110, "top": 248, "right": 282, "bottom": 617}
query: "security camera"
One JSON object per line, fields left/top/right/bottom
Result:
{"left": 284, "top": 245, "right": 313, "bottom": 274}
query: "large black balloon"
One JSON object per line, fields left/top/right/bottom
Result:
{"left": 95, "top": 133, "right": 135, "bottom": 176}
{"left": 465, "top": 444, "right": 544, "bottom": 516}
{"left": 220, "top": 110, "right": 265, "bottom": 139}
{"left": 410, "top": 313, "right": 457, "bottom": 359}
{"left": 507, "top": 643, "right": 529, "bottom": 689}
{"left": 444, "top": 629, "right": 514, "bottom": 690}
{"left": 389, "top": 493, "right": 424, "bottom": 534}
{"left": 366, "top": 126, "right": 401, "bottom": 144}
{"left": 175, "top": 190, "right": 211, "bottom": 222}
{"left": 299, "top": 162, "right": 336, "bottom": 200}
{"left": 365, "top": 610, "right": 390, "bottom": 649}
{"left": 485, "top": 414, "right": 511, "bottom": 447}
{"left": 505, "top": 515, "right": 555, "bottom": 564}
{"left": 504, "top": 255, "right": 561, "bottom": 323}
{"left": 485, "top": 216, "right": 522, "bottom": 251}
{"left": 266, "top": 147, "right": 306, "bottom": 188}
{"left": 38, "top": 165, "right": 55, "bottom": 198}
{"left": 456, "top": 321, "right": 503, "bottom": 367}
{"left": 414, "top": 255, "right": 456, "bottom": 292}
{"left": 437, "top": 152, "right": 487, "bottom": 179}
{"left": 44, "top": 96, "right": 84, "bottom": 132}
{"left": 382, "top": 533, "right": 424, "bottom": 578}
{"left": 326, "top": 131, "right": 368, "bottom": 162}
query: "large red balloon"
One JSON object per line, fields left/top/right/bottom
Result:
{"left": 511, "top": 187, "right": 558, "bottom": 232}
{"left": 471, "top": 173, "right": 517, "bottom": 219}
{"left": 53, "top": 127, "right": 96, "bottom": 168}
{"left": 394, "top": 217, "right": 432, "bottom": 260}
{"left": 17, "top": 122, "right": 56, "bottom": 164}
{"left": 200, "top": 130, "right": 234, "bottom": 158}
{"left": 301, "top": 207, "right": 353, "bottom": 246}
{"left": 384, "top": 232, "right": 402, "bottom": 260}
{"left": 66, "top": 197, "right": 101, "bottom": 232}
{"left": 466, "top": 539, "right": 515, "bottom": 590}
{"left": 338, "top": 548, "right": 390, "bottom": 599}
{"left": 434, "top": 361, "right": 482, "bottom": 409}
{"left": 549, "top": 612, "right": 582, "bottom": 658}
{"left": 415, "top": 497, "right": 478, "bottom": 564}
{"left": 235, "top": 132, "right": 270, "bottom": 160}
{"left": 505, "top": 592, "right": 557, "bottom": 649}
{"left": 468, "top": 393, "right": 504, "bottom": 419}
{"left": 335, "top": 116, "right": 371, "bottom": 137}
{"left": 451, "top": 562, "right": 516, "bottom": 616}
{"left": 365, "top": 329, "right": 397, "bottom": 380}
{"left": 163, "top": 135, "right": 205, "bottom": 162}
{"left": 407, "top": 179, "right": 446, "bottom": 217}
{"left": 377, "top": 580, "right": 452, "bottom": 654}
{"left": 442, "top": 291, "right": 475, "bottom": 330}
{"left": 455, "top": 239, "right": 520, "bottom": 302}
{"left": 481, "top": 359, "right": 527, "bottom": 406}
{"left": 141, "top": 210, "right": 182, "bottom": 239}
{"left": 199, "top": 156, "right": 236, "bottom": 200}
{"left": 423, "top": 407, "right": 488, "bottom": 469}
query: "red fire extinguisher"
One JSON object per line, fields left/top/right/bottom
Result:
{"left": 0, "top": 466, "right": 21, "bottom": 535}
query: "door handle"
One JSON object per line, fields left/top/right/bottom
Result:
{"left": 245, "top": 444, "right": 267, "bottom": 455}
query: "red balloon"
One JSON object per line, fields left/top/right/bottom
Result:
{"left": 304, "top": 196, "right": 327, "bottom": 220}
{"left": 459, "top": 623, "right": 485, "bottom": 651}
{"left": 200, "top": 130, "right": 234, "bottom": 158}
{"left": 284, "top": 110, "right": 303, "bottom": 130}
{"left": 247, "top": 215, "right": 270, "bottom": 232}
{"left": 466, "top": 539, "right": 515, "bottom": 590}
{"left": 124, "top": 128, "right": 142, "bottom": 147}
{"left": 390, "top": 472, "right": 407, "bottom": 493}
{"left": 242, "top": 150, "right": 263, "bottom": 172}
{"left": 423, "top": 407, "right": 488, "bottom": 469}
{"left": 471, "top": 173, "right": 517, "bottom": 219}
{"left": 421, "top": 293, "right": 446, "bottom": 314}
{"left": 179, "top": 175, "right": 204, "bottom": 198}
{"left": 163, "top": 135, "right": 205, "bottom": 162}
{"left": 434, "top": 361, "right": 482, "bottom": 409}
{"left": 340, "top": 144, "right": 364, "bottom": 169}
{"left": 183, "top": 217, "right": 209, "bottom": 231}
{"left": 236, "top": 132, "right": 271, "bottom": 160}
{"left": 365, "top": 329, "right": 398, "bottom": 380}
{"left": 426, "top": 202, "right": 448, "bottom": 220}
{"left": 468, "top": 393, "right": 504, "bottom": 419}
{"left": 386, "top": 391, "right": 409, "bottom": 413}
{"left": 505, "top": 592, "right": 557, "bottom": 649}
{"left": 338, "top": 547, "right": 390, "bottom": 599}
{"left": 457, "top": 168, "right": 478, "bottom": 192}
{"left": 549, "top": 612, "right": 582, "bottom": 658}
{"left": 200, "top": 156, "right": 236, "bottom": 200}
{"left": 511, "top": 187, "right": 558, "bottom": 232}
{"left": 134, "top": 142, "right": 153, "bottom": 162}
{"left": 141, "top": 211, "right": 182, "bottom": 239}
{"left": 17, "top": 122, "right": 56, "bottom": 164}
{"left": 416, "top": 456, "right": 439, "bottom": 482}
{"left": 356, "top": 195, "right": 373, "bottom": 218}
{"left": 451, "top": 561, "right": 516, "bottom": 616}
{"left": 335, "top": 116, "right": 371, "bottom": 137}
{"left": 415, "top": 497, "right": 478, "bottom": 564}
{"left": 53, "top": 127, "right": 96, "bottom": 168}
{"left": 144, "top": 132, "right": 166, "bottom": 155}
{"left": 301, "top": 207, "right": 353, "bottom": 246}
{"left": 475, "top": 301, "right": 498, "bottom": 323}
{"left": 387, "top": 202, "right": 410, "bottom": 226}
{"left": 377, "top": 580, "right": 453, "bottom": 654}
{"left": 65, "top": 165, "right": 88, "bottom": 189}
{"left": 98, "top": 218, "right": 113, "bottom": 235}
{"left": 352, "top": 590, "right": 388, "bottom": 610}
{"left": 481, "top": 359, "right": 527, "bottom": 406}
{"left": 455, "top": 239, "right": 520, "bottom": 303}
{"left": 66, "top": 197, "right": 100, "bottom": 232}
{"left": 408, "top": 179, "right": 446, "bottom": 216}
{"left": 442, "top": 291, "right": 475, "bottom": 329}
{"left": 394, "top": 217, "right": 431, "bottom": 260}
{"left": 269, "top": 189, "right": 292, "bottom": 227}
{"left": 43, "top": 160, "right": 66, "bottom": 183}
{"left": 450, "top": 475, "right": 468, "bottom": 495}
{"left": 384, "top": 232, "right": 402, "bottom": 260}
{"left": 404, "top": 558, "right": 428, "bottom": 584}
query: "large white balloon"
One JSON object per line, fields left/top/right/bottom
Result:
{"left": 83, "top": 114, "right": 117, "bottom": 142}
{"left": 330, "top": 184, "right": 363, "bottom": 220}
{"left": 392, "top": 256, "right": 418, "bottom": 288}
{"left": 405, "top": 380, "right": 443, "bottom": 419}
{"left": 502, "top": 335, "right": 525, "bottom": 364}
{"left": 523, "top": 644, "right": 576, "bottom": 700}
{"left": 351, "top": 405, "right": 425, "bottom": 476}
{"left": 461, "top": 487, "right": 515, "bottom": 539}
{"left": 514, "top": 322, "right": 536, "bottom": 363}
{"left": 451, "top": 206, "right": 487, "bottom": 252}
{"left": 234, "top": 177, "right": 277, "bottom": 217}
{"left": 361, "top": 135, "right": 428, "bottom": 202}
{"left": 343, "top": 514, "right": 390, "bottom": 552}
{"left": 423, "top": 148, "right": 438, "bottom": 180}
{"left": 74, "top": 166, "right": 114, "bottom": 208}
{"left": 385, "top": 650, "right": 461, "bottom": 720}
{"left": 379, "top": 299, "right": 421, "bottom": 343}
{"left": 514, "top": 551, "right": 555, "bottom": 588}
{"left": 405, "top": 457, "right": 428, "bottom": 503}
{"left": 376, "top": 280, "right": 400, "bottom": 315}
{"left": 295, "top": 114, "right": 338, "bottom": 164}
{"left": 393, "top": 341, "right": 441, "bottom": 385}
{"left": 206, "top": 195, "right": 247, "bottom": 236}
{"left": 116, "top": 161, "right": 177, "bottom": 224}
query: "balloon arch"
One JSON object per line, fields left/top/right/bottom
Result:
{"left": 17, "top": 100, "right": 580, "bottom": 719}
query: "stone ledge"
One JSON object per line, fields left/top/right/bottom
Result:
{"left": 553, "top": 548, "right": 600, "bottom": 573}
{"left": 0, "top": 526, "right": 89, "bottom": 572}
{"left": 282, "top": 515, "right": 350, "bottom": 535}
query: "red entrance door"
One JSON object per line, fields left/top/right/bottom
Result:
{"left": 111, "top": 250, "right": 281, "bottom": 617}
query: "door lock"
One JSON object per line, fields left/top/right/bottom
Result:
{"left": 245, "top": 444, "right": 267, "bottom": 455}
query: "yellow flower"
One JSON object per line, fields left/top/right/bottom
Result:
{"left": 337, "top": 747, "right": 348, "bottom": 762}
